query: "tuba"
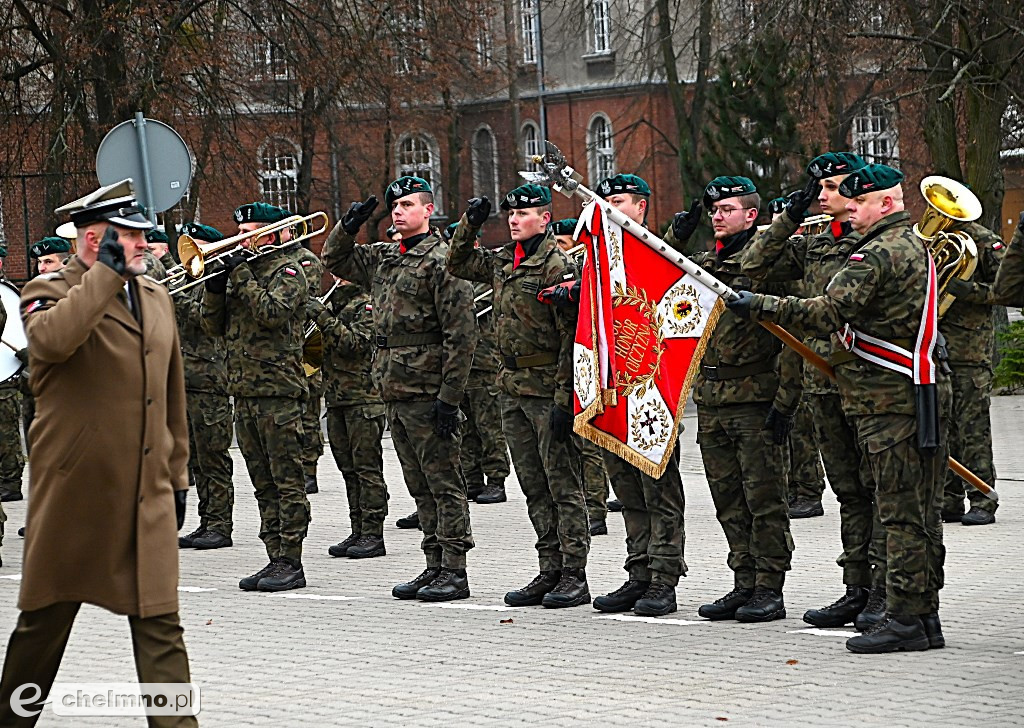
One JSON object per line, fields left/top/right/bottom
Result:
{"left": 913, "top": 176, "right": 983, "bottom": 317}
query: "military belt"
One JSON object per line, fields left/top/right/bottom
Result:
{"left": 376, "top": 332, "right": 443, "bottom": 348}
{"left": 701, "top": 358, "right": 777, "bottom": 381}
{"left": 502, "top": 352, "right": 559, "bottom": 370}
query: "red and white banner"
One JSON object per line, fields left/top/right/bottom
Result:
{"left": 572, "top": 199, "right": 725, "bottom": 477}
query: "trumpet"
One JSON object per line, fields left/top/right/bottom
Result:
{"left": 757, "top": 213, "right": 833, "bottom": 235}
{"left": 302, "top": 280, "right": 342, "bottom": 376}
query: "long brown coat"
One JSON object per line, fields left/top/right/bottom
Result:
{"left": 19, "top": 257, "right": 189, "bottom": 617}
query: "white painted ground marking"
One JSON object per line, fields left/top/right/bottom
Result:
{"left": 178, "top": 586, "right": 217, "bottom": 592}
{"left": 274, "top": 594, "right": 363, "bottom": 601}
{"left": 596, "top": 614, "right": 707, "bottom": 626}
{"left": 1014, "top": 651, "right": 1024, "bottom": 655}
{"left": 788, "top": 628, "right": 859, "bottom": 638}
{"left": 429, "top": 603, "right": 518, "bottom": 611}
{"left": 0, "top": 574, "right": 21, "bottom": 581}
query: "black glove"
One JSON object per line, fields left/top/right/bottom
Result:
{"left": 945, "top": 277, "right": 973, "bottom": 299}
{"left": 97, "top": 226, "right": 126, "bottom": 276}
{"left": 764, "top": 406, "right": 795, "bottom": 445}
{"left": 430, "top": 399, "right": 460, "bottom": 439}
{"left": 672, "top": 198, "right": 702, "bottom": 242}
{"left": 341, "top": 195, "right": 379, "bottom": 235}
{"left": 786, "top": 177, "right": 822, "bottom": 224}
{"left": 175, "top": 490, "right": 187, "bottom": 531}
{"left": 549, "top": 405, "right": 573, "bottom": 443}
{"left": 15, "top": 348, "right": 28, "bottom": 366}
{"left": 538, "top": 279, "right": 581, "bottom": 308}
{"left": 306, "top": 298, "right": 329, "bottom": 322}
{"left": 726, "top": 290, "right": 755, "bottom": 320}
{"left": 465, "top": 197, "right": 491, "bottom": 227}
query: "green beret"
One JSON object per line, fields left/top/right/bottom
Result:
{"left": 234, "top": 202, "right": 290, "bottom": 224}
{"left": 549, "top": 218, "right": 579, "bottom": 236}
{"left": 838, "top": 164, "right": 905, "bottom": 198}
{"left": 703, "top": 176, "right": 757, "bottom": 207}
{"left": 807, "top": 152, "right": 867, "bottom": 180}
{"left": 597, "top": 174, "right": 651, "bottom": 198}
{"left": 443, "top": 222, "right": 481, "bottom": 242}
{"left": 181, "top": 222, "right": 225, "bottom": 242}
{"left": 30, "top": 236, "right": 72, "bottom": 258}
{"left": 0, "top": 244, "right": 7, "bottom": 258}
{"left": 385, "top": 176, "right": 432, "bottom": 207}
{"left": 767, "top": 198, "right": 787, "bottom": 216}
{"left": 499, "top": 183, "right": 551, "bottom": 211}
{"left": 145, "top": 228, "right": 170, "bottom": 245}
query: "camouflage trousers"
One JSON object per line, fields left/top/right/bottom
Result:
{"left": 502, "top": 395, "right": 590, "bottom": 570}
{"left": 187, "top": 393, "right": 234, "bottom": 537}
{"left": 572, "top": 435, "right": 610, "bottom": 523}
{"left": 387, "top": 400, "right": 473, "bottom": 570}
{"left": 602, "top": 446, "right": 686, "bottom": 586}
{"left": 326, "top": 403, "right": 388, "bottom": 537}
{"left": 0, "top": 387, "right": 24, "bottom": 494}
{"left": 849, "top": 411, "right": 945, "bottom": 616}
{"left": 787, "top": 397, "right": 825, "bottom": 503}
{"left": 234, "top": 396, "right": 311, "bottom": 563}
{"left": 301, "top": 372, "right": 325, "bottom": 479}
{"left": 808, "top": 392, "right": 885, "bottom": 588}
{"left": 697, "top": 402, "right": 793, "bottom": 591}
{"left": 942, "top": 365, "right": 997, "bottom": 516}
{"left": 460, "top": 383, "right": 510, "bottom": 489}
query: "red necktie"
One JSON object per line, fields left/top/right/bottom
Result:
{"left": 399, "top": 241, "right": 409, "bottom": 254}
{"left": 513, "top": 242, "right": 525, "bottom": 269}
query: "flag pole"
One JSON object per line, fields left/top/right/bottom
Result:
{"left": 524, "top": 142, "right": 997, "bottom": 502}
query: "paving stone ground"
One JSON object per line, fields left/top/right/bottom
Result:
{"left": 2, "top": 396, "right": 1023, "bottom": 727}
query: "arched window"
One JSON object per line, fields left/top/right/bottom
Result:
{"left": 396, "top": 132, "right": 442, "bottom": 211}
{"left": 471, "top": 126, "right": 499, "bottom": 206}
{"left": 259, "top": 137, "right": 300, "bottom": 211}
{"left": 587, "top": 114, "right": 615, "bottom": 184}
{"left": 522, "top": 121, "right": 541, "bottom": 172}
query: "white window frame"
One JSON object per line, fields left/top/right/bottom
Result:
{"left": 471, "top": 125, "right": 500, "bottom": 207}
{"left": 587, "top": 113, "right": 616, "bottom": 184}
{"left": 521, "top": 0, "right": 538, "bottom": 65}
{"left": 259, "top": 137, "right": 300, "bottom": 212}
{"left": 522, "top": 121, "right": 541, "bottom": 172}
{"left": 591, "top": 0, "right": 611, "bottom": 54}
{"left": 390, "top": 1, "right": 426, "bottom": 75}
{"left": 853, "top": 100, "right": 900, "bottom": 165}
{"left": 395, "top": 132, "right": 443, "bottom": 212}
{"left": 475, "top": 16, "right": 494, "bottom": 68}
{"left": 253, "top": 38, "right": 291, "bottom": 80}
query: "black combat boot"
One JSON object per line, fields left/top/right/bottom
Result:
{"left": 541, "top": 568, "right": 591, "bottom": 608}
{"left": 504, "top": 571, "right": 561, "bottom": 606}
{"left": 0, "top": 485, "right": 23, "bottom": 502}
{"left": 961, "top": 506, "right": 995, "bottom": 526}
{"left": 607, "top": 499, "right": 623, "bottom": 512}
{"left": 328, "top": 533, "right": 360, "bottom": 557}
{"left": 593, "top": 579, "right": 650, "bottom": 613}
{"left": 179, "top": 526, "right": 206, "bottom": 549}
{"left": 475, "top": 479, "right": 507, "bottom": 504}
{"left": 416, "top": 568, "right": 471, "bottom": 601}
{"left": 304, "top": 473, "right": 319, "bottom": 494}
{"left": 922, "top": 613, "right": 945, "bottom": 649}
{"left": 855, "top": 586, "right": 886, "bottom": 632}
{"left": 698, "top": 587, "right": 754, "bottom": 620}
{"left": 191, "top": 531, "right": 233, "bottom": 550}
{"left": 239, "top": 559, "right": 281, "bottom": 591}
{"left": 789, "top": 498, "right": 824, "bottom": 519}
{"left": 846, "top": 614, "right": 930, "bottom": 654}
{"left": 347, "top": 535, "right": 386, "bottom": 559}
{"left": 634, "top": 583, "right": 677, "bottom": 616}
{"left": 395, "top": 512, "right": 421, "bottom": 529}
{"left": 392, "top": 567, "right": 441, "bottom": 599}
{"left": 803, "top": 586, "right": 869, "bottom": 628}
{"left": 257, "top": 558, "right": 307, "bottom": 592}
{"left": 734, "top": 587, "right": 786, "bottom": 622}
{"left": 467, "top": 480, "right": 485, "bottom": 502}
{"left": 589, "top": 519, "right": 608, "bottom": 536}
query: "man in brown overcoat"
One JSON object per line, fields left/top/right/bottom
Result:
{"left": 0, "top": 180, "right": 197, "bottom": 727}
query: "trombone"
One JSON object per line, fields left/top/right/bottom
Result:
{"left": 757, "top": 213, "right": 833, "bottom": 234}
{"left": 160, "top": 212, "right": 329, "bottom": 294}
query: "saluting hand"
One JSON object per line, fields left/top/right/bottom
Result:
{"left": 342, "top": 195, "right": 380, "bottom": 235}
{"left": 672, "top": 198, "right": 702, "bottom": 243}
{"left": 465, "top": 197, "right": 491, "bottom": 227}
{"left": 786, "top": 177, "right": 821, "bottom": 224}
{"left": 97, "top": 226, "right": 126, "bottom": 276}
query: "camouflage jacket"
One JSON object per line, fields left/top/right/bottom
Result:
{"left": 939, "top": 222, "right": 1004, "bottom": 367}
{"left": 314, "top": 281, "right": 381, "bottom": 408}
{"left": 741, "top": 214, "right": 862, "bottom": 395}
{"left": 748, "top": 211, "right": 936, "bottom": 417}
{"left": 321, "top": 223, "right": 476, "bottom": 405}
{"left": 201, "top": 245, "right": 309, "bottom": 399}
{"left": 447, "top": 219, "right": 578, "bottom": 409}
{"left": 173, "top": 282, "right": 228, "bottom": 394}
{"left": 993, "top": 227, "right": 1024, "bottom": 306}
{"left": 469, "top": 281, "right": 500, "bottom": 388}
{"left": 143, "top": 250, "right": 167, "bottom": 282}
{"left": 297, "top": 246, "right": 325, "bottom": 301}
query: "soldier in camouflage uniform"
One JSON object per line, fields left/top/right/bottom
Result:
{"left": 143, "top": 228, "right": 170, "bottom": 282}
{"left": 666, "top": 176, "right": 798, "bottom": 623}
{"left": 447, "top": 185, "right": 590, "bottom": 608}
{"left": 939, "top": 222, "right": 1005, "bottom": 526}
{"left": 731, "top": 164, "right": 949, "bottom": 653}
{"left": 202, "top": 202, "right": 311, "bottom": 592}
{"left": 0, "top": 245, "right": 25, "bottom": 504}
{"left": 741, "top": 154, "right": 886, "bottom": 630}
{"left": 324, "top": 177, "right": 476, "bottom": 602}
{"left": 993, "top": 213, "right": 1024, "bottom": 305}
{"left": 312, "top": 276, "right": 390, "bottom": 559}
{"left": 297, "top": 242, "right": 326, "bottom": 494}
{"left": 175, "top": 224, "right": 235, "bottom": 550}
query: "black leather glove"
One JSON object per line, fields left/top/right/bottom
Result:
{"left": 465, "top": 197, "right": 491, "bottom": 227}
{"left": 672, "top": 198, "right": 702, "bottom": 242}
{"left": 175, "top": 490, "right": 187, "bottom": 531}
{"left": 945, "top": 277, "right": 973, "bottom": 299}
{"left": 786, "top": 177, "right": 822, "bottom": 224}
{"left": 549, "top": 404, "right": 573, "bottom": 443}
{"left": 15, "top": 348, "right": 28, "bottom": 366}
{"left": 538, "top": 279, "right": 580, "bottom": 308}
{"left": 726, "top": 290, "right": 755, "bottom": 320}
{"left": 97, "top": 226, "right": 126, "bottom": 275}
{"left": 764, "top": 406, "right": 795, "bottom": 445}
{"left": 430, "top": 399, "right": 460, "bottom": 439}
{"left": 341, "top": 195, "right": 379, "bottom": 235}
